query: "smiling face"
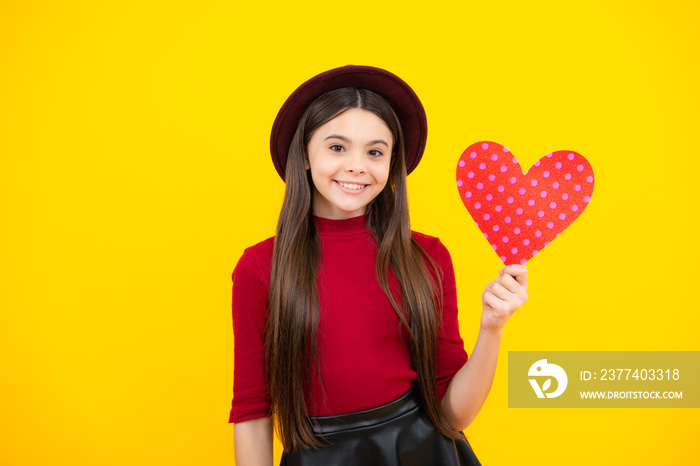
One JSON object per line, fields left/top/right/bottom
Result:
{"left": 305, "top": 107, "right": 394, "bottom": 219}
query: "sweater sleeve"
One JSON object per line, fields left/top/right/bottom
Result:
{"left": 434, "top": 239, "right": 469, "bottom": 401}
{"left": 228, "top": 248, "right": 271, "bottom": 423}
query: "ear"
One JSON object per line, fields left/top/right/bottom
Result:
{"left": 304, "top": 159, "right": 310, "bottom": 170}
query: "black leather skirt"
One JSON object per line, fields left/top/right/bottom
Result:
{"left": 280, "top": 387, "right": 481, "bottom": 466}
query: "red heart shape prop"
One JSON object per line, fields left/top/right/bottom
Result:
{"left": 456, "top": 141, "right": 594, "bottom": 265}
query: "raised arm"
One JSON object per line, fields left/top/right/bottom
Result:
{"left": 234, "top": 417, "right": 273, "bottom": 466}
{"left": 441, "top": 264, "right": 528, "bottom": 431}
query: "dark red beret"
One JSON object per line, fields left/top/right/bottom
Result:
{"left": 269, "top": 65, "right": 428, "bottom": 180}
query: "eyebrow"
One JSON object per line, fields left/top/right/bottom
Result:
{"left": 324, "top": 134, "right": 389, "bottom": 147}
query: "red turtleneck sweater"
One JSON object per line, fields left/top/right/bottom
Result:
{"left": 228, "top": 215, "right": 468, "bottom": 423}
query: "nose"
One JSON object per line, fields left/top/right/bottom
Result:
{"left": 345, "top": 150, "right": 367, "bottom": 174}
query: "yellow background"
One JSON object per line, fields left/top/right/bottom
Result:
{"left": 1, "top": 1, "right": 698, "bottom": 464}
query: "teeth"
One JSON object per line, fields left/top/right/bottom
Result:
{"left": 338, "top": 182, "right": 365, "bottom": 190}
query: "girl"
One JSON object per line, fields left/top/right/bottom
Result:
{"left": 229, "top": 65, "right": 528, "bottom": 465}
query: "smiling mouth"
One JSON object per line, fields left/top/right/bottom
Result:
{"left": 335, "top": 180, "right": 368, "bottom": 191}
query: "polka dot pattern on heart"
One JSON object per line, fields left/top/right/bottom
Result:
{"left": 456, "top": 141, "right": 595, "bottom": 265}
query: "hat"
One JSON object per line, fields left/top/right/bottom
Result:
{"left": 269, "top": 65, "right": 428, "bottom": 180}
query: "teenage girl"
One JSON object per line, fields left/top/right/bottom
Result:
{"left": 229, "top": 65, "right": 529, "bottom": 466}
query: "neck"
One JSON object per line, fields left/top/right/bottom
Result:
{"left": 313, "top": 214, "right": 368, "bottom": 236}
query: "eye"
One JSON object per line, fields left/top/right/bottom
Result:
{"left": 368, "top": 149, "right": 383, "bottom": 157}
{"left": 329, "top": 144, "right": 345, "bottom": 152}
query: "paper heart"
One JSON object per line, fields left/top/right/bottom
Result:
{"left": 456, "top": 141, "right": 594, "bottom": 265}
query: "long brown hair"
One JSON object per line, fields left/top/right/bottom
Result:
{"left": 265, "top": 87, "right": 464, "bottom": 452}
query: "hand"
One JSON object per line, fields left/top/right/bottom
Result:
{"left": 481, "top": 264, "right": 528, "bottom": 333}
